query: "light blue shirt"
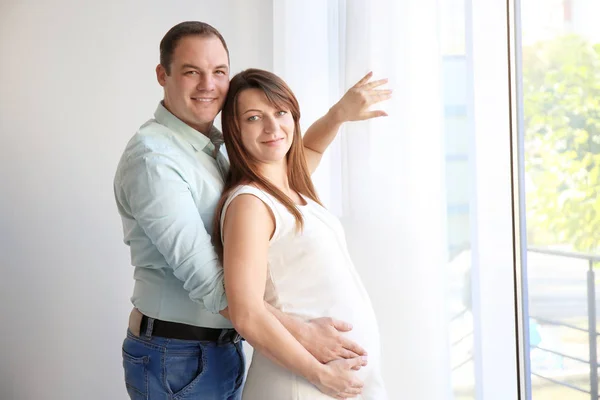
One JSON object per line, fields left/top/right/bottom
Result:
{"left": 114, "top": 102, "right": 232, "bottom": 328}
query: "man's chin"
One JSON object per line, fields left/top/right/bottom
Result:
{"left": 190, "top": 108, "right": 218, "bottom": 120}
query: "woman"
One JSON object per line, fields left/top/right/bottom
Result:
{"left": 213, "top": 69, "right": 388, "bottom": 399}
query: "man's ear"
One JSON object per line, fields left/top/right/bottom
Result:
{"left": 156, "top": 64, "right": 167, "bottom": 87}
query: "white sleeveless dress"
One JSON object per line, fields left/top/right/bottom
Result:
{"left": 221, "top": 185, "right": 387, "bottom": 400}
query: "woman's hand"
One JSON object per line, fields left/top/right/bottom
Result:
{"left": 311, "top": 356, "right": 368, "bottom": 399}
{"left": 302, "top": 71, "right": 391, "bottom": 173}
{"left": 329, "top": 71, "right": 392, "bottom": 124}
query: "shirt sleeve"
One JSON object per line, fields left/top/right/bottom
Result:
{"left": 120, "top": 152, "right": 227, "bottom": 314}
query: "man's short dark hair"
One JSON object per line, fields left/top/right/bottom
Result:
{"left": 160, "top": 21, "right": 230, "bottom": 75}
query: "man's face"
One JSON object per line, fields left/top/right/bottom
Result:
{"left": 157, "top": 35, "right": 230, "bottom": 134}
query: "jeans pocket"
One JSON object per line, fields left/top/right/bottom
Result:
{"left": 122, "top": 348, "right": 149, "bottom": 400}
{"left": 164, "top": 347, "right": 206, "bottom": 398}
{"left": 234, "top": 341, "right": 246, "bottom": 391}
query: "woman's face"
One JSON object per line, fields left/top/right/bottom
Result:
{"left": 236, "top": 88, "right": 294, "bottom": 165}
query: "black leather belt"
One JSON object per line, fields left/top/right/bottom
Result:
{"left": 140, "top": 315, "right": 242, "bottom": 344}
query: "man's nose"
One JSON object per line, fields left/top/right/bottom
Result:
{"left": 196, "top": 73, "right": 215, "bottom": 91}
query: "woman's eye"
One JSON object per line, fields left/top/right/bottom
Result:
{"left": 277, "top": 110, "right": 287, "bottom": 116}
{"left": 248, "top": 115, "right": 259, "bottom": 122}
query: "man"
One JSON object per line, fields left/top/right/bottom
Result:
{"left": 114, "top": 21, "right": 390, "bottom": 399}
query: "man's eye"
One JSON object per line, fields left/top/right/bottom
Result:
{"left": 215, "top": 70, "right": 226, "bottom": 76}
{"left": 185, "top": 71, "right": 198, "bottom": 75}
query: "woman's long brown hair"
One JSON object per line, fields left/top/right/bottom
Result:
{"left": 212, "top": 68, "right": 322, "bottom": 262}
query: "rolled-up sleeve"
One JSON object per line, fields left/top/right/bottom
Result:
{"left": 120, "top": 152, "right": 227, "bottom": 313}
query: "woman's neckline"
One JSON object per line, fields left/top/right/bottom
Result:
{"left": 246, "top": 183, "right": 309, "bottom": 207}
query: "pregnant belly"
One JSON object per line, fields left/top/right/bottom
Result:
{"left": 330, "top": 301, "right": 381, "bottom": 359}
{"left": 277, "top": 287, "right": 382, "bottom": 359}
{"left": 266, "top": 259, "right": 382, "bottom": 357}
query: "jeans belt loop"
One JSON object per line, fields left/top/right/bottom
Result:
{"left": 144, "top": 317, "right": 155, "bottom": 339}
{"left": 217, "top": 329, "right": 229, "bottom": 344}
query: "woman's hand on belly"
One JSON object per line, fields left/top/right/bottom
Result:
{"left": 313, "top": 356, "right": 368, "bottom": 399}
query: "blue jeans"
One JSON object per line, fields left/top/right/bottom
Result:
{"left": 122, "top": 329, "right": 245, "bottom": 399}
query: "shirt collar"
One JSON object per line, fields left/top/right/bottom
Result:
{"left": 154, "top": 102, "right": 220, "bottom": 153}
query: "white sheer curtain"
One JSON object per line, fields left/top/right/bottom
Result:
{"left": 274, "top": 0, "right": 452, "bottom": 398}
{"left": 340, "top": 1, "right": 453, "bottom": 398}
{"left": 272, "top": 1, "right": 522, "bottom": 399}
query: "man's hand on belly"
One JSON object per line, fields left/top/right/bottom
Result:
{"left": 265, "top": 303, "right": 367, "bottom": 364}
{"left": 299, "top": 317, "right": 368, "bottom": 364}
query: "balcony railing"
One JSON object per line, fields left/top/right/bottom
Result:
{"left": 527, "top": 247, "right": 600, "bottom": 400}
{"left": 450, "top": 247, "right": 600, "bottom": 399}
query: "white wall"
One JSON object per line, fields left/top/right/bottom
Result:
{"left": 0, "top": 1, "right": 272, "bottom": 399}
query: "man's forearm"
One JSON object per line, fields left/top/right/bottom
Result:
{"left": 265, "top": 302, "right": 307, "bottom": 340}
{"left": 219, "top": 307, "right": 230, "bottom": 319}
{"left": 229, "top": 306, "right": 324, "bottom": 385}
{"left": 224, "top": 303, "right": 366, "bottom": 364}
{"left": 221, "top": 303, "right": 306, "bottom": 342}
